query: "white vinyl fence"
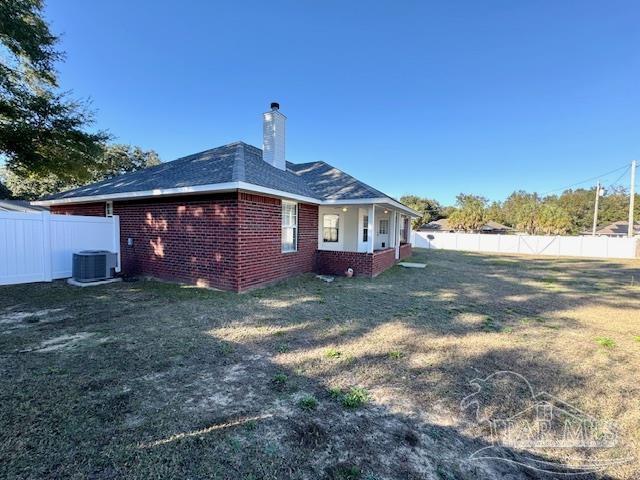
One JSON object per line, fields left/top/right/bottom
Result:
{"left": 412, "top": 231, "right": 638, "bottom": 260}
{"left": 0, "top": 212, "right": 120, "bottom": 286}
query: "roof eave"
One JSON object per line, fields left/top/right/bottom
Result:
{"left": 33, "top": 183, "right": 419, "bottom": 216}
{"left": 320, "top": 197, "right": 420, "bottom": 216}
{"left": 32, "top": 181, "right": 322, "bottom": 207}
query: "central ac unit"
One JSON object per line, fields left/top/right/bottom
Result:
{"left": 72, "top": 250, "right": 118, "bottom": 282}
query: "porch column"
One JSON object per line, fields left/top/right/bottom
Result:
{"left": 394, "top": 211, "right": 401, "bottom": 259}
{"left": 367, "top": 205, "right": 375, "bottom": 253}
{"left": 389, "top": 210, "right": 397, "bottom": 255}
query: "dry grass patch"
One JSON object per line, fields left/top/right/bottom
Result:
{"left": 0, "top": 250, "right": 638, "bottom": 479}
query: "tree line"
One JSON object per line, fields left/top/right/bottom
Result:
{"left": 0, "top": 1, "right": 160, "bottom": 200}
{"left": 401, "top": 188, "right": 639, "bottom": 235}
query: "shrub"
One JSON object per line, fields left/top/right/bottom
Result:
{"left": 326, "top": 464, "right": 362, "bottom": 480}
{"left": 341, "top": 387, "right": 369, "bottom": 409}
{"left": 298, "top": 395, "right": 318, "bottom": 411}
{"left": 272, "top": 373, "right": 288, "bottom": 387}
{"left": 481, "top": 317, "right": 500, "bottom": 332}
{"left": 596, "top": 337, "right": 616, "bottom": 349}
{"left": 328, "top": 387, "right": 343, "bottom": 399}
{"left": 325, "top": 348, "right": 342, "bottom": 359}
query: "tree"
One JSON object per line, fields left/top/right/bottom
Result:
{"left": 2, "top": 144, "right": 161, "bottom": 200}
{"left": 485, "top": 201, "right": 506, "bottom": 224}
{"left": 400, "top": 195, "right": 443, "bottom": 229}
{"left": 598, "top": 186, "right": 638, "bottom": 226}
{"left": 502, "top": 191, "right": 540, "bottom": 233}
{"left": 537, "top": 203, "right": 572, "bottom": 235}
{"left": 551, "top": 187, "right": 640, "bottom": 233}
{"left": 0, "top": 0, "right": 108, "bottom": 181}
{"left": 2, "top": 168, "right": 75, "bottom": 200}
{"left": 552, "top": 189, "right": 595, "bottom": 234}
{"left": 448, "top": 194, "right": 487, "bottom": 231}
{"left": 92, "top": 144, "right": 161, "bottom": 181}
{"left": 440, "top": 205, "right": 457, "bottom": 218}
{"left": 0, "top": 168, "right": 11, "bottom": 198}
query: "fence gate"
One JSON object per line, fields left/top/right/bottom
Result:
{"left": 0, "top": 212, "right": 120, "bottom": 286}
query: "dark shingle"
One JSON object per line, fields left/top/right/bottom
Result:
{"left": 44, "top": 143, "right": 240, "bottom": 200}
{"left": 286, "top": 161, "right": 389, "bottom": 200}
{"left": 43, "top": 142, "right": 397, "bottom": 205}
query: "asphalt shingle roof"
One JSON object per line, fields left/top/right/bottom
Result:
{"left": 0, "top": 200, "right": 49, "bottom": 212}
{"left": 286, "top": 161, "right": 388, "bottom": 200}
{"left": 43, "top": 141, "right": 395, "bottom": 204}
{"left": 595, "top": 221, "right": 640, "bottom": 235}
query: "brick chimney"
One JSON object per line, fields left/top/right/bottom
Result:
{"left": 263, "top": 102, "right": 286, "bottom": 170}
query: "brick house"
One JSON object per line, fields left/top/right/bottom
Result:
{"left": 35, "top": 104, "right": 417, "bottom": 292}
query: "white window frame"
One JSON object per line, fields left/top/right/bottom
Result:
{"left": 322, "top": 213, "right": 340, "bottom": 243}
{"left": 105, "top": 201, "right": 114, "bottom": 217}
{"left": 400, "top": 215, "right": 408, "bottom": 243}
{"left": 379, "top": 219, "right": 389, "bottom": 235}
{"left": 281, "top": 200, "right": 298, "bottom": 253}
{"left": 362, "top": 215, "right": 369, "bottom": 242}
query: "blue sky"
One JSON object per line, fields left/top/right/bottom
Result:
{"left": 43, "top": 0, "right": 639, "bottom": 205}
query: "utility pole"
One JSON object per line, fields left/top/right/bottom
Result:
{"left": 629, "top": 160, "right": 637, "bottom": 237}
{"left": 592, "top": 181, "right": 601, "bottom": 236}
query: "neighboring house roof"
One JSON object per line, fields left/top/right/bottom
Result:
{"left": 419, "top": 218, "right": 513, "bottom": 232}
{"left": 0, "top": 200, "right": 49, "bottom": 213}
{"left": 35, "top": 141, "right": 418, "bottom": 215}
{"left": 481, "top": 220, "right": 514, "bottom": 232}
{"left": 595, "top": 221, "right": 640, "bottom": 236}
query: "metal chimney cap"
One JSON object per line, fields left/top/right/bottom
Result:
{"left": 270, "top": 102, "right": 280, "bottom": 110}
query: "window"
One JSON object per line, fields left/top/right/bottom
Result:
{"left": 362, "top": 215, "right": 368, "bottom": 242}
{"left": 379, "top": 219, "right": 389, "bottom": 235}
{"left": 282, "top": 201, "right": 298, "bottom": 252}
{"left": 105, "top": 201, "right": 113, "bottom": 217}
{"left": 400, "top": 217, "right": 408, "bottom": 243}
{"left": 323, "top": 214, "right": 339, "bottom": 242}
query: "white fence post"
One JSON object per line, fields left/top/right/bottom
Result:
{"left": 113, "top": 215, "right": 121, "bottom": 273}
{"left": 41, "top": 212, "right": 53, "bottom": 282}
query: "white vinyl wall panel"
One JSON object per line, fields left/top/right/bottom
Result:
{"left": 0, "top": 212, "right": 120, "bottom": 286}
{"left": 412, "top": 231, "right": 638, "bottom": 260}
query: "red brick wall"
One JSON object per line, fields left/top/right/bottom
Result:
{"left": 315, "top": 248, "right": 399, "bottom": 278}
{"left": 51, "top": 202, "right": 106, "bottom": 217}
{"left": 50, "top": 194, "right": 402, "bottom": 288}
{"left": 54, "top": 195, "right": 240, "bottom": 290}
{"left": 236, "top": 193, "right": 318, "bottom": 291}
{"left": 51, "top": 193, "right": 319, "bottom": 292}
{"left": 316, "top": 250, "right": 374, "bottom": 277}
{"left": 115, "top": 194, "right": 240, "bottom": 290}
{"left": 399, "top": 243, "right": 412, "bottom": 260}
{"left": 371, "top": 248, "right": 397, "bottom": 277}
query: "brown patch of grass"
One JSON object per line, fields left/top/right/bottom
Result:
{"left": 0, "top": 250, "right": 639, "bottom": 479}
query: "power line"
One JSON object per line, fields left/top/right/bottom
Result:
{"left": 541, "top": 163, "right": 630, "bottom": 195}
{"left": 603, "top": 165, "right": 631, "bottom": 192}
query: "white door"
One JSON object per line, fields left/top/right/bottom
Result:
{"left": 377, "top": 218, "right": 390, "bottom": 249}
{"left": 357, "top": 212, "right": 369, "bottom": 252}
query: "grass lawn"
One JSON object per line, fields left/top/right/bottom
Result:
{"left": 0, "top": 249, "right": 639, "bottom": 479}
